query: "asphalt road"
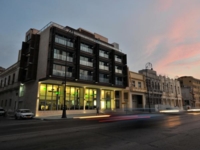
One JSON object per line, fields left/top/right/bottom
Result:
{"left": 1, "top": 113, "right": 200, "bottom": 150}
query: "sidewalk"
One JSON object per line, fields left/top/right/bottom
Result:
{"left": 35, "top": 112, "right": 112, "bottom": 120}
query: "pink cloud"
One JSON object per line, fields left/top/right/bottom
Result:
{"left": 145, "top": 36, "right": 163, "bottom": 56}
{"left": 157, "top": 0, "right": 173, "bottom": 12}
{"left": 148, "top": 3, "right": 200, "bottom": 77}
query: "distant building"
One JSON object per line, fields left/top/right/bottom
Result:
{"left": 138, "top": 68, "right": 162, "bottom": 108}
{"left": 178, "top": 76, "right": 200, "bottom": 108}
{"left": 128, "top": 71, "right": 147, "bottom": 109}
{"left": 159, "top": 76, "right": 182, "bottom": 109}
{"left": 0, "top": 66, "right": 5, "bottom": 74}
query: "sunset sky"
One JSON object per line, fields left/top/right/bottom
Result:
{"left": 0, "top": 0, "right": 200, "bottom": 79}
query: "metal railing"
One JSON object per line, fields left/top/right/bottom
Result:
{"left": 80, "top": 60, "right": 93, "bottom": 67}
{"left": 53, "top": 70, "right": 72, "bottom": 77}
{"left": 55, "top": 35, "right": 74, "bottom": 48}
{"left": 99, "top": 78, "right": 109, "bottom": 83}
{"left": 80, "top": 45, "right": 93, "bottom": 53}
{"left": 54, "top": 54, "right": 73, "bottom": 62}
{"left": 115, "top": 81, "right": 123, "bottom": 85}
{"left": 99, "top": 53, "right": 109, "bottom": 58}
{"left": 99, "top": 65, "right": 109, "bottom": 70}
{"left": 80, "top": 75, "right": 93, "bottom": 81}
{"left": 115, "top": 58, "right": 122, "bottom": 63}
{"left": 115, "top": 69, "right": 122, "bottom": 74}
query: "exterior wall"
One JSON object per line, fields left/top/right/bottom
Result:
{"left": 138, "top": 69, "right": 162, "bottom": 108}
{"left": 128, "top": 71, "right": 147, "bottom": 109}
{"left": 181, "top": 86, "right": 193, "bottom": 108}
{"left": 159, "top": 76, "right": 182, "bottom": 109}
{"left": 36, "top": 26, "right": 51, "bottom": 79}
{"left": 0, "top": 62, "right": 20, "bottom": 111}
{"left": 179, "top": 76, "right": 200, "bottom": 108}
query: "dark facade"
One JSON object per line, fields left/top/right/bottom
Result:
{"left": 19, "top": 25, "right": 128, "bottom": 88}
{"left": 16, "top": 22, "right": 128, "bottom": 116}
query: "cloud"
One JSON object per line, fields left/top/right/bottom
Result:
{"left": 145, "top": 2, "right": 200, "bottom": 77}
{"left": 157, "top": 0, "right": 173, "bottom": 12}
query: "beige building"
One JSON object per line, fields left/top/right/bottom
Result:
{"left": 178, "top": 76, "right": 200, "bottom": 108}
{"left": 0, "top": 61, "right": 22, "bottom": 111}
{"left": 159, "top": 76, "right": 182, "bottom": 109}
{"left": 127, "top": 71, "right": 147, "bottom": 109}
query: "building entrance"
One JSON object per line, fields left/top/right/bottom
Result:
{"left": 132, "top": 95, "right": 143, "bottom": 108}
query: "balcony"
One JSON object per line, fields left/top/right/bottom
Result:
{"left": 80, "top": 75, "right": 93, "bottom": 81}
{"left": 115, "top": 69, "right": 122, "bottom": 74}
{"left": 55, "top": 36, "right": 74, "bottom": 48}
{"left": 99, "top": 65, "right": 109, "bottom": 71}
{"left": 99, "top": 53, "right": 108, "bottom": 58}
{"left": 53, "top": 70, "right": 72, "bottom": 77}
{"left": 115, "top": 81, "right": 123, "bottom": 85}
{"left": 54, "top": 54, "right": 73, "bottom": 62}
{"left": 80, "top": 60, "right": 93, "bottom": 67}
{"left": 115, "top": 58, "right": 122, "bottom": 63}
{"left": 80, "top": 45, "right": 93, "bottom": 54}
{"left": 61, "top": 56, "right": 73, "bottom": 62}
{"left": 99, "top": 78, "right": 109, "bottom": 83}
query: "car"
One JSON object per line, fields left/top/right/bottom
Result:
{"left": 15, "top": 109, "right": 34, "bottom": 120}
{"left": 0, "top": 107, "right": 6, "bottom": 116}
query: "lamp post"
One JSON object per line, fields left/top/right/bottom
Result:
{"left": 145, "top": 62, "right": 152, "bottom": 113}
{"left": 174, "top": 76, "right": 178, "bottom": 107}
{"left": 62, "top": 58, "right": 67, "bottom": 118}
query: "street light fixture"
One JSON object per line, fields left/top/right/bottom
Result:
{"left": 62, "top": 59, "right": 67, "bottom": 118}
{"left": 145, "top": 62, "right": 152, "bottom": 113}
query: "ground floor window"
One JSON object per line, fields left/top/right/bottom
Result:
{"left": 101, "top": 90, "right": 114, "bottom": 109}
{"left": 38, "top": 84, "right": 84, "bottom": 111}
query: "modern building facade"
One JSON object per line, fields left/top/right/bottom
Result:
{"left": 159, "top": 76, "right": 182, "bottom": 109}
{"left": 16, "top": 22, "right": 128, "bottom": 117}
{"left": 178, "top": 76, "right": 200, "bottom": 108}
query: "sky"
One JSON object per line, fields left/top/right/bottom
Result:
{"left": 0, "top": 0, "right": 200, "bottom": 79}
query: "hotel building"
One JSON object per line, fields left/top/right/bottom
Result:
{"left": 0, "top": 22, "right": 128, "bottom": 117}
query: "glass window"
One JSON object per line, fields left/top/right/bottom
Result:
{"left": 19, "top": 85, "right": 25, "bottom": 97}
{"left": 138, "top": 82, "right": 142, "bottom": 88}
{"left": 132, "top": 80, "right": 135, "bottom": 87}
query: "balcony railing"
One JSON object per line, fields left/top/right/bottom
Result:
{"left": 53, "top": 70, "right": 72, "bottom": 77}
{"left": 80, "top": 60, "right": 93, "bottom": 67}
{"left": 54, "top": 54, "right": 73, "bottom": 62}
{"left": 80, "top": 45, "right": 93, "bottom": 53}
{"left": 99, "top": 78, "right": 109, "bottom": 83}
{"left": 55, "top": 36, "right": 74, "bottom": 48}
{"left": 115, "top": 69, "right": 122, "bottom": 74}
{"left": 80, "top": 75, "right": 93, "bottom": 81}
{"left": 115, "top": 81, "right": 123, "bottom": 85}
{"left": 115, "top": 58, "right": 122, "bottom": 63}
{"left": 61, "top": 56, "right": 73, "bottom": 62}
{"left": 99, "top": 65, "right": 109, "bottom": 70}
{"left": 99, "top": 53, "right": 108, "bottom": 58}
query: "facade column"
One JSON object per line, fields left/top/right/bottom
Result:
{"left": 142, "top": 94, "right": 146, "bottom": 109}
{"left": 120, "top": 90, "right": 124, "bottom": 110}
{"left": 96, "top": 89, "right": 101, "bottom": 109}
{"left": 83, "top": 88, "right": 86, "bottom": 110}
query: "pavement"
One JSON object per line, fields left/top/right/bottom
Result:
{"left": 35, "top": 113, "right": 108, "bottom": 120}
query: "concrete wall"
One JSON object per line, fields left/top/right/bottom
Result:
{"left": 36, "top": 26, "right": 51, "bottom": 80}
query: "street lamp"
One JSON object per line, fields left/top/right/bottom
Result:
{"left": 174, "top": 76, "right": 179, "bottom": 107}
{"left": 145, "top": 62, "right": 152, "bottom": 113}
{"left": 62, "top": 59, "right": 67, "bottom": 118}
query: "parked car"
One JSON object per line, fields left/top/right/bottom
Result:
{"left": 15, "top": 109, "right": 34, "bottom": 119}
{"left": 0, "top": 107, "right": 6, "bottom": 116}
